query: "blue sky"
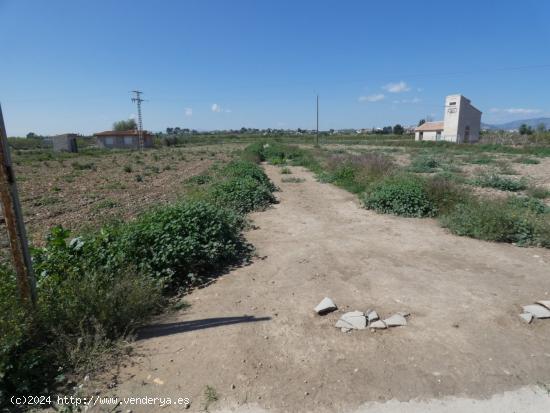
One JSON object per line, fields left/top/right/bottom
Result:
{"left": 2, "top": 0, "right": 550, "bottom": 135}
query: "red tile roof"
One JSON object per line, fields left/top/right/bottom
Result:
{"left": 415, "top": 121, "right": 444, "bottom": 132}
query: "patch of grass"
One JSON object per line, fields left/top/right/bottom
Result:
{"left": 527, "top": 185, "right": 550, "bottom": 199}
{"left": 470, "top": 172, "right": 527, "bottom": 191}
{"left": 408, "top": 156, "right": 440, "bottom": 173}
{"left": 204, "top": 385, "right": 219, "bottom": 410}
{"left": 92, "top": 199, "right": 120, "bottom": 211}
{"left": 495, "top": 161, "right": 517, "bottom": 175}
{"left": 33, "top": 195, "right": 61, "bottom": 207}
{"left": 440, "top": 196, "right": 550, "bottom": 247}
{"left": 123, "top": 165, "right": 133, "bottom": 173}
{"left": 280, "top": 167, "right": 292, "bottom": 174}
{"left": 281, "top": 177, "right": 305, "bottom": 183}
{"left": 514, "top": 156, "right": 540, "bottom": 164}
{"left": 71, "top": 161, "right": 96, "bottom": 171}
{"left": 467, "top": 155, "right": 495, "bottom": 165}
{"left": 135, "top": 174, "right": 143, "bottom": 182}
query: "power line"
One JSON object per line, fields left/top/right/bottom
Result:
{"left": 131, "top": 90, "right": 145, "bottom": 151}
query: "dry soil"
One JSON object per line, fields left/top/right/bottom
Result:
{"left": 88, "top": 164, "right": 550, "bottom": 412}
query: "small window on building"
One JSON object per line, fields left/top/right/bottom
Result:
{"left": 449, "top": 102, "right": 456, "bottom": 105}
{"left": 105, "top": 137, "right": 114, "bottom": 145}
{"left": 124, "top": 136, "right": 134, "bottom": 145}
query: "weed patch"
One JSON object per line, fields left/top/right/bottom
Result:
{"left": 363, "top": 174, "right": 436, "bottom": 217}
{"left": 470, "top": 173, "right": 527, "bottom": 191}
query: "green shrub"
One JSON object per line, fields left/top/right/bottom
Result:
{"left": 0, "top": 256, "right": 163, "bottom": 405}
{"left": 363, "top": 174, "right": 436, "bottom": 217}
{"left": 408, "top": 156, "right": 440, "bottom": 173}
{"left": 470, "top": 173, "right": 527, "bottom": 191}
{"left": 221, "top": 160, "right": 277, "bottom": 193}
{"left": 116, "top": 201, "right": 248, "bottom": 282}
{"left": 208, "top": 177, "right": 276, "bottom": 214}
{"left": 280, "top": 167, "right": 292, "bottom": 174}
{"left": 440, "top": 196, "right": 550, "bottom": 246}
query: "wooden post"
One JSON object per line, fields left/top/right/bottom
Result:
{"left": 0, "top": 104, "right": 36, "bottom": 305}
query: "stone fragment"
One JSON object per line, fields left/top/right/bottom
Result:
{"left": 398, "top": 311, "right": 411, "bottom": 318}
{"left": 369, "top": 320, "right": 387, "bottom": 329}
{"left": 523, "top": 304, "right": 550, "bottom": 319}
{"left": 340, "top": 311, "right": 367, "bottom": 330}
{"left": 366, "top": 310, "right": 379, "bottom": 323}
{"left": 384, "top": 314, "right": 407, "bottom": 327}
{"left": 519, "top": 313, "right": 533, "bottom": 323}
{"left": 335, "top": 319, "right": 353, "bottom": 329}
{"left": 315, "top": 297, "right": 337, "bottom": 315}
{"left": 536, "top": 301, "right": 550, "bottom": 310}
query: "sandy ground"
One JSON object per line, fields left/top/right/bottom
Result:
{"left": 88, "top": 164, "right": 550, "bottom": 412}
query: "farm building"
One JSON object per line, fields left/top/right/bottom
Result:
{"left": 94, "top": 130, "right": 153, "bottom": 149}
{"left": 415, "top": 94, "right": 482, "bottom": 143}
{"left": 52, "top": 133, "right": 78, "bottom": 152}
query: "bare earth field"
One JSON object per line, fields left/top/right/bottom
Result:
{"left": 87, "top": 164, "right": 550, "bottom": 412}
{"left": 8, "top": 144, "right": 243, "bottom": 246}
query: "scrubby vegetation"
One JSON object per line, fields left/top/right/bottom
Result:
{"left": 363, "top": 174, "right": 436, "bottom": 217}
{"left": 470, "top": 172, "right": 527, "bottom": 191}
{"left": 250, "top": 141, "right": 550, "bottom": 248}
{"left": 0, "top": 155, "right": 275, "bottom": 407}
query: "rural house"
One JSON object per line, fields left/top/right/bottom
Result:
{"left": 94, "top": 130, "right": 153, "bottom": 149}
{"left": 415, "top": 94, "right": 482, "bottom": 143}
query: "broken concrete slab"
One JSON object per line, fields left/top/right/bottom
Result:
{"left": 366, "top": 310, "right": 379, "bottom": 323}
{"left": 523, "top": 304, "right": 550, "bottom": 319}
{"left": 314, "top": 297, "right": 337, "bottom": 315}
{"left": 335, "top": 319, "right": 354, "bottom": 329}
{"left": 340, "top": 311, "right": 367, "bottom": 330}
{"left": 369, "top": 320, "right": 387, "bottom": 329}
{"left": 536, "top": 301, "right": 550, "bottom": 311}
{"left": 383, "top": 314, "right": 407, "bottom": 327}
{"left": 519, "top": 313, "right": 533, "bottom": 324}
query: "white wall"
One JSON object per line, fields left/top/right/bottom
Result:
{"left": 415, "top": 131, "right": 441, "bottom": 141}
{"left": 443, "top": 95, "right": 482, "bottom": 143}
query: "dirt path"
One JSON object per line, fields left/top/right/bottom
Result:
{"left": 91, "top": 164, "right": 550, "bottom": 412}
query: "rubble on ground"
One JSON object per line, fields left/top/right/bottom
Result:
{"left": 315, "top": 297, "right": 411, "bottom": 333}
{"left": 521, "top": 301, "right": 550, "bottom": 322}
{"left": 314, "top": 297, "right": 337, "bottom": 315}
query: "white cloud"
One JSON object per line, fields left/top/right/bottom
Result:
{"left": 383, "top": 81, "right": 410, "bottom": 93}
{"left": 358, "top": 94, "right": 385, "bottom": 102}
{"left": 489, "top": 108, "right": 542, "bottom": 115}
{"left": 184, "top": 107, "right": 193, "bottom": 117}
{"left": 211, "top": 103, "right": 231, "bottom": 113}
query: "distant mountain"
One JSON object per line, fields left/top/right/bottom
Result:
{"left": 482, "top": 117, "right": 550, "bottom": 131}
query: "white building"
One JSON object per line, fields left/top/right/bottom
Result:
{"left": 415, "top": 94, "right": 482, "bottom": 143}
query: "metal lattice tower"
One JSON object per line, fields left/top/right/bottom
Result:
{"left": 131, "top": 90, "right": 145, "bottom": 150}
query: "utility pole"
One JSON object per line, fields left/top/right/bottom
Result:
{"left": 316, "top": 94, "right": 319, "bottom": 146}
{"left": 131, "top": 90, "right": 145, "bottom": 151}
{"left": 0, "top": 104, "right": 36, "bottom": 306}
